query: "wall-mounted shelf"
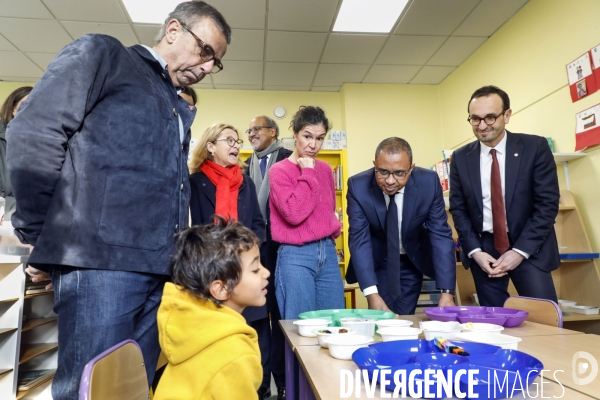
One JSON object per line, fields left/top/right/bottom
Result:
{"left": 553, "top": 152, "right": 586, "bottom": 190}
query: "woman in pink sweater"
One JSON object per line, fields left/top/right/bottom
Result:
{"left": 269, "top": 106, "right": 345, "bottom": 319}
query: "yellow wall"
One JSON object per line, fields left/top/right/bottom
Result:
{"left": 439, "top": 0, "right": 600, "bottom": 252}
{"left": 341, "top": 84, "right": 442, "bottom": 176}
{"left": 191, "top": 89, "right": 342, "bottom": 144}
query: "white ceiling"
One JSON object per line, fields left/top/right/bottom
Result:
{"left": 0, "top": 0, "right": 529, "bottom": 91}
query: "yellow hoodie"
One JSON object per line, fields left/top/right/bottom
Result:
{"left": 154, "top": 283, "right": 262, "bottom": 400}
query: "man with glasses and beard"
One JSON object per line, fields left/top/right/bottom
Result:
{"left": 7, "top": 2, "right": 230, "bottom": 399}
{"left": 245, "top": 116, "right": 291, "bottom": 400}
{"left": 449, "top": 85, "right": 560, "bottom": 307}
{"left": 346, "top": 137, "right": 456, "bottom": 316}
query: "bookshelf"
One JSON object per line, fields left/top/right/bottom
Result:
{"left": 447, "top": 190, "right": 600, "bottom": 334}
{"left": 239, "top": 148, "right": 352, "bottom": 306}
{"left": 0, "top": 251, "right": 57, "bottom": 399}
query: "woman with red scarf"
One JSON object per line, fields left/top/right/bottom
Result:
{"left": 189, "top": 122, "right": 265, "bottom": 241}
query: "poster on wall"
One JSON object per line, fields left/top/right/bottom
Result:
{"left": 591, "top": 44, "right": 600, "bottom": 86}
{"left": 566, "top": 52, "right": 597, "bottom": 102}
{"left": 575, "top": 103, "right": 600, "bottom": 150}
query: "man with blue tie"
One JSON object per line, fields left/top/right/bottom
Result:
{"left": 246, "top": 115, "right": 291, "bottom": 400}
{"left": 449, "top": 86, "right": 560, "bottom": 307}
{"left": 346, "top": 137, "right": 456, "bottom": 315}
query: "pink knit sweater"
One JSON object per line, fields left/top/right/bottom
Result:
{"left": 269, "top": 159, "right": 341, "bottom": 245}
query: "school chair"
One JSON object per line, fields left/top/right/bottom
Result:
{"left": 503, "top": 296, "right": 563, "bottom": 328}
{"left": 79, "top": 339, "right": 149, "bottom": 400}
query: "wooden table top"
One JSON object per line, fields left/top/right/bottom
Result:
{"left": 519, "top": 334, "right": 600, "bottom": 398}
{"left": 295, "top": 345, "right": 594, "bottom": 400}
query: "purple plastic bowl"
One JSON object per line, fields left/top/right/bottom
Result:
{"left": 486, "top": 307, "right": 529, "bottom": 327}
{"left": 444, "top": 306, "right": 487, "bottom": 313}
{"left": 502, "top": 311, "right": 529, "bottom": 327}
{"left": 423, "top": 307, "right": 458, "bottom": 322}
{"left": 457, "top": 313, "right": 508, "bottom": 325}
{"left": 486, "top": 307, "right": 522, "bottom": 315}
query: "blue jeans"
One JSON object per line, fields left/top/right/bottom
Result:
{"left": 50, "top": 266, "right": 166, "bottom": 400}
{"left": 275, "top": 238, "right": 345, "bottom": 319}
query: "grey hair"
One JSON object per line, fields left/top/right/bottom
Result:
{"left": 375, "top": 137, "right": 413, "bottom": 165}
{"left": 155, "top": 1, "right": 232, "bottom": 44}
{"left": 258, "top": 115, "right": 280, "bottom": 139}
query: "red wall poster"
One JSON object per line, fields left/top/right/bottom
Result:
{"left": 566, "top": 52, "right": 597, "bottom": 102}
{"left": 575, "top": 104, "right": 600, "bottom": 150}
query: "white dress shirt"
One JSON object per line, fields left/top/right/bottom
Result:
{"left": 468, "top": 132, "right": 529, "bottom": 259}
{"left": 363, "top": 188, "right": 405, "bottom": 296}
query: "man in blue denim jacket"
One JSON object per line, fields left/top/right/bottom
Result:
{"left": 6, "top": 2, "right": 230, "bottom": 399}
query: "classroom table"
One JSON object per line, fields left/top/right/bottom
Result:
{"left": 281, "top": 318, "right": 591, "bottom": 400}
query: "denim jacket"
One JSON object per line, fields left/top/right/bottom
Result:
{"left": 7, "top": 34, "right": 196, "bottom": 275}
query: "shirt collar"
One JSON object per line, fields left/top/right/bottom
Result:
{"left": 480, "top": 130, "right": 508, "bottom": 157}
{"left": 141, "top": 45, "right": 168, "bottom": 70}
{"left": 384, "top": 187, "right": 405, "bottom": 198}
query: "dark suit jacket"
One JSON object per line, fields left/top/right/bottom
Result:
{"left": 449, "top": 131, "right": 560, "bottom": 272}
{"left": 189, "top": 171, "right": 266, "bottom": 321}
{"left": 346, "top": 167, "right": 456, "bottom": 291}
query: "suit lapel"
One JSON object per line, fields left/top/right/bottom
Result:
{"left": 503, "top": 131, "right": 522, "bottom": 212}
{"left": 370, "top": 171, "right": 387, "bottom": 230}
{"left": 401, "top": 176, "right": 416, "bottom": 244}
{"left": 466, "top": 143, "right": 483, "bottom": 214}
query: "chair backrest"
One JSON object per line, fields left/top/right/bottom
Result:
{"left": 79, "top": 339, "right": 149, "bottom": 400}
{"left": 503, "top": 296, "right": 563, "bottom": 328}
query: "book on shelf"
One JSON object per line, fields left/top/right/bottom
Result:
{"left": 18, "top": 369, "right": 55, "bottom": 391}
{"left": 331, "top": 165, "right": 343, "bottom": 190}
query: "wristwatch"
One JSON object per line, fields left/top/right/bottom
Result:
{"left": 440, "top": 289, "right": 455, "bottom": 295}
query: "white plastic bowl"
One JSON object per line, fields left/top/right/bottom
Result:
{"left": 312, "top": 327, "right": 356, "bottom": 348}
{"left": 293, "top": 319, "right": 330, "bottom": 337}
{"left": 377, "top": 327, "right": 423, "bottom": 341}
{"left": 376, "top": 319, "right": 414, "bottom": 328}
{"left": 460, "top": 322, "right": 504, "bottom": 333}
{"left": 340, "top": 318, "right": 376, "bottom": 338}
{"left": 323, "top": 334, "right": 373, "bottom": 360}
{"left": 455, "top": 331, "right": 522, "bottom": 350}
{"left": 421, "top": 321, "right": 462, "bottom": 340}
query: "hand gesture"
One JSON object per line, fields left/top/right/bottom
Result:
{"left": 297, "top": 157, "right": 315, "bottom": 169}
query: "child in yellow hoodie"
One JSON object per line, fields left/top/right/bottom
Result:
{"left": 154, "top": 217, "right": 270, "bottom": 399}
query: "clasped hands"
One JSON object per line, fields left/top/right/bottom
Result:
{"left": 472, "top": 250, "right": 524, "bottom": 278}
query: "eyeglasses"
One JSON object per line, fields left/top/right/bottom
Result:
{"left": 467, "top": 111, "right": 506, "bottom": 126}
{"left": 214, "top": 137, "right": 243, "bottom": 147}
{"left": 179, "top": 21, "right": 223, "bottom": 73}
{"left": 375, "top": 169, "right": 411, "bottom": 180}
{"left": 245, "top": 126, "right": 268, "bottom": 135}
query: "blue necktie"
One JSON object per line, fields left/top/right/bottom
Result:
{"left": 260, "top": 156, "right": 267, "bottom": 178}
{"left": 386, "top": 193, "right": 401, "bottom": 302}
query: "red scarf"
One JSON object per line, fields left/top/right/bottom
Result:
{"left": 200, "top": 160, "right": 243, "bottom": 221}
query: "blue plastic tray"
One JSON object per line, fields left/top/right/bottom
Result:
{"left": 352, "top": 339, "right": 543, "bottom": 399}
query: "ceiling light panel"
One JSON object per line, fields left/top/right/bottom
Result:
{"left": 122, "top": 0, "right": 184, "bottom": 24}
{"left": 333, "top": 0, "right": 408, "bottom": 33}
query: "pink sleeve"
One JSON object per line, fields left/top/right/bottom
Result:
{"left": 269, "top": 164, "right": 319, "bottom": 226}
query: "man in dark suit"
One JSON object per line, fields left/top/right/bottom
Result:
{"left": 449, "top": 85, "right": 560, "bottom": 307}
{"left": 346, "top": 137, "right": 456, "bottom": 315}
{"left": 246, "top": 115, "right": 291, "bottom": 400}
